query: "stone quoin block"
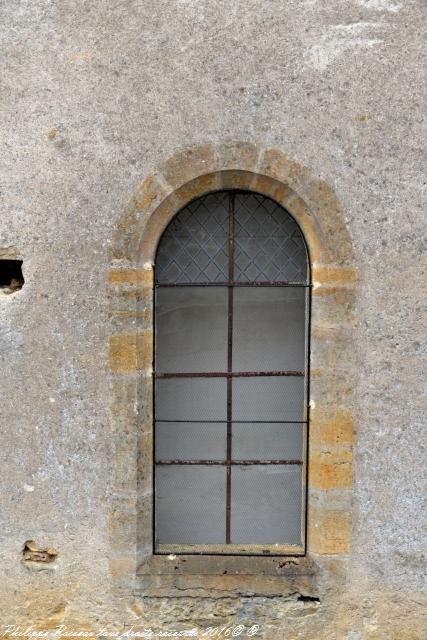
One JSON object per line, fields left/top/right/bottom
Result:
{"left": 109, "top": 331, "right": 152, "bottom": 373}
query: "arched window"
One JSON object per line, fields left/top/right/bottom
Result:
{"left": 154, "top": 190, "right": 309, "bottom": 555}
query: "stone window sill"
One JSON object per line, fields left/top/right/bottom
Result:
{"left": 136, "top": 554, "right": 318, "bottom": 598}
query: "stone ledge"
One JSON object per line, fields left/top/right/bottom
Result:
{"left": 138, "top": 554, "right": 316, "bottom": 576}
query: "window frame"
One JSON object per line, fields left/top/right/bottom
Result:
{"left": 152, "top": 189, "right": 311, "bottom": 557}
{"left": 109, "top": 145, "right": 356, "bottom": 598}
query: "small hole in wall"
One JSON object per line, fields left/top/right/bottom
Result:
{"left": 22, "top": 540, "right": 58, "bottom": 564}
{"left": 297, "top": 594, "right": 320, "bottom": 603}
{"left": 0, "top": 260, "right": 24, "bottom": 294}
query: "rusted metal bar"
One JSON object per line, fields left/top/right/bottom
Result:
{"left": 232, "top": 370, "right": 304, "bottom": 377}
{"left": 155, "top": 281, "right": 310, "bottom": 287}
{"left": 155, "top": 370, "right": 305, "bottom": 379}
{"left": 232, "top": 281, "right": 309, "bottom": 287}
{"left": 156, "top": 420, "right": 308, "bottom": 424}
{"left": 156, "top": 460, "right": 303, "bottom": 466}
{"left": 226, "top": 191, "right": 235, "bottom": 544}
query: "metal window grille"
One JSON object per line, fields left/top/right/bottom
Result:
{"left": 154, "top": 190, "right": 310, "bottom": 555}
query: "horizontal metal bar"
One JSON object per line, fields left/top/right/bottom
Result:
{"left": 155, "top": 420, "right": 307, "bottom": 424}
{"left": 155, "top": 281, "right": 310, "bottom": 287}
{"left": 155, "top": 459, "right": 303, "bottom": 466}
{"left": 155, "top": 370, "right": 304, "bottom": 379}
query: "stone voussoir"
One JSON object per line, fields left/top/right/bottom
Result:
{"left": 214, "top": 141, "right": 262, "bottom": 172}
{"left": 157, "top": 143, "right": 217, "bottom": 190}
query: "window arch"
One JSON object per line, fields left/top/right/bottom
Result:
{"left": 153, "top": 190, "right": 310, "bottom": 555}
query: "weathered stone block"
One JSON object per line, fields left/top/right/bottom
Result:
{"left": 251, "top": 173, "right": 294, "bottom": 203}
{"left": 218, "top": 169, "right": 256, "bottom": 190}
{"left": 309, "top": 507, "right": 351, "bottom": 554}
{"left": 133, "top": 174, "right": 168, "bottom": 215}
{"left": 312, "top": 285, "right": 356, "bottom": 325}
{"left": 311, "top": 409, "right": 355, "bottom": 448}
{"left": 312, "top": 265, "right": 358, "bottom": 286}
{"left": 158, "top": 144, "right": 216, "bottom": 189}
{"left": 172, "top": 172, "right": 221, "bottom": 207}
{"left": 258, "top": 148, "right": 311, "bottom": 193}
{"left": 301, "top": 180, "right": 355, "bottom": 264}
{"left": 108, "top": 267, "right": 153, "bottom": 286}
{"left": 309, "top": 451, "right": 353, "bottom": 490}
{"left": 109, "top": 508, "right": 137, "bottom": 553}
{"left": 109, "top": 331, "right": 152, "bottom": 373}
{"left": 215, "top": 141, "right": 261, "bottom": 172}
{"left": 110, "top": 557, "right": 136, "bottom": 577}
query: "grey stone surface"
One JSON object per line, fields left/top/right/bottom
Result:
{"left": 0, "top": 0, "right": 425, "bottom": 636}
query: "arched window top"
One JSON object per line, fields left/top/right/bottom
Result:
{"left": 156, "top": 191, "right": 308, "bottom": 285}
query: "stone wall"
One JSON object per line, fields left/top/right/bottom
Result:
{"left": 0, "top": 1, "right": 425, "bottom": 638}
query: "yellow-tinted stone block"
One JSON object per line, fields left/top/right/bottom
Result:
{"left": 258, "top": 148, "right": 311, "bottom": 192}
{"left": 251, "top": 173, "right": 294, "bottom": 203}
{"left": 108, "top": 268, "right": 153, "bottom": 286}
{"left": 312, "top": 285, "right": 355, "bottom": 301}
{"left": 113, "top": 174, "right": 168, "bottom": 260}
{"left": 133, "top": 174, "right": 166, "bottom": 213}
{"left": 158, "top": 144, "right": 216, "bottom": 189}
{"left": 309, "top": 451, "right": 353, "bottom": 489}
{"left": 219, "top": 169, "right": 255, "bottom": 190}
{"left": 312, "top": 286, "right": 356, "bottom": 324}
{"left": 309, "top": 506, "right": 351, "bottom": 554}
{"left": 311, "top": 409, "right": 355, "bottom": 447}
{"left": 109, "top": 332, "right": 152, "bottom": 373}
{"left": 313, "top": 264, "right": 358, "bottom": 285}
{"left": 173, "top": 172, "right": 221, "bottom": 207}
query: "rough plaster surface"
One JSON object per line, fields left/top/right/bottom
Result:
{"left": 0, "top": 0, "right": 426, "bottom": 637}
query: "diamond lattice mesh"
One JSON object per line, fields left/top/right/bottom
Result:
{"left": 234, "top": 192, "right": 308, "bottom": 282}
{"left": 156, "top": 190, "right": 308, "bottom": 283}
{"left": 156, "top": 191, "right": 229, "bottom": 283}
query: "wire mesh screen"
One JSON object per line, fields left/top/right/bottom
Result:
{"left": 233, "top": 287, "right": 306, "bottom": 371}
{"left": 234, "top": 192, "right": 307, "bottom": 283}
{"left": 156, "top": 465, "right": 226, "bottom": 544}
{"left": 231, "top": 465, "right": 303, "bottom": 544}
{"left": 155, "top": 287, "right": 228, "bottom": 373}
{"left": 155, "top": 422, "right": 227, "bottom": 460}
{"left": 156, "top": 192, "right": 229, "bottom": 284}
{"left": 154, "top": 190, "right": 309, "bottom": 553}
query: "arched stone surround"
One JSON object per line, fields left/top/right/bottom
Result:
{"left": 108, "top": 142, "right": 357, "bottom": 599}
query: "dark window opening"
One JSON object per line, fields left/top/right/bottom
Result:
{"left": 0, "top": 260, "right": 24, "bottom": 293}
{"left": 153, "top": 190, "right": 310, "bottom": 555}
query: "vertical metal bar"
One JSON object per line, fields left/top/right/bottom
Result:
{"left": 226, "top": 192, "right": 235, "bottom": 544}
{"left": 152, "top": 272, "right": 157, "bottom": 552}
{"left": 303, "top": 254, "right": 312, "bottom": 554}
